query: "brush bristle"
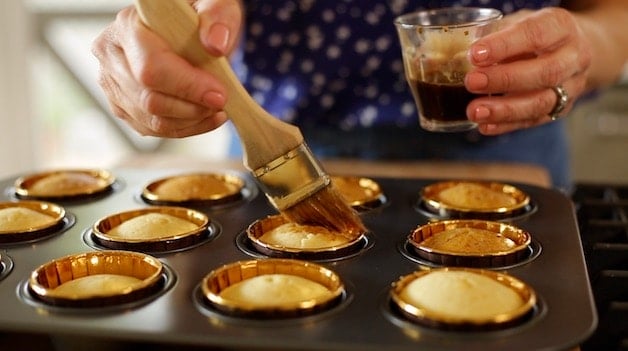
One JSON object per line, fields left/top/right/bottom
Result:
{"left": 280, "top": 184, "right": 367, "bottom": 239}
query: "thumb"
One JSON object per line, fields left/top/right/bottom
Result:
{"left": 195, "top": 0, "right": 243, "bottom": 56}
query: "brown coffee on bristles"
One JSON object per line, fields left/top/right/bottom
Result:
{"left": 281, "top": 185, "right": 366, "bottom": 241}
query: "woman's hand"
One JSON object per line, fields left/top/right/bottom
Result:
{"left": 91, "top": 0, "right": 242, "bottom": 138}
{"left": 465, "top": 7, "right": 592, "bottom": 135}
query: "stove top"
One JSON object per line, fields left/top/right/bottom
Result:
{"left": 573, "top": 183, "right": 628, "bottom": 351}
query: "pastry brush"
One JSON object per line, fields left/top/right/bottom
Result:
{"left": 134, "top": 0, "right": 366, "bottom": 239}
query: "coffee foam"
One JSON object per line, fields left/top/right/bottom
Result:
{"left": 412, "top": 30, "right": 473, "bottom": 83}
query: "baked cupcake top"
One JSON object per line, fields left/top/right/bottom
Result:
{"left": 331, "top": 175, "right": 384, "bottom": 209}
{"left": 28, "top": 250, "right": 164, "bottom": 307}
{"left": 15, "top": 169, "right": 115, "bottom": 199}
{"left": 0, "top": 201, "right": 66, "bottom": 242}
{"left": 202, "top": 258, "right": 346, "bottom": 317}
{"left": 419, "top": 227, "right": 517, "bottom": 254}
{"left": 407, "top": 220, "right": 532, "bottom": 269}
{"left": 258, "top": 222, "right": 351, "bottom": 249}
{"left": 106, "top": 212, "right": 198, "bottom": 240}
{"left": 436, "top": 182, "right": 518, "bottom": 210}
{"left": 141, "top": 173, "right": 248, "bottom": 207}
{"left": 419, "top": 181, "right": 533, "bottom": 220}
{"left": 245, "top": 215, "right": 365, "bottom": 260}
{"left": 399, "top": 269, "right": 525, "bottom": 320}
{"left": 391, "top": 268, "right": 536, "bottom": 328}
{"left": 218, "top": 273, "right": 332, "bottom": 308}
{"left": 51, "top": 274, "right": 143, "bottom": 299}
{"left": 0, "top": 207, "right": 56, "bottom": 232}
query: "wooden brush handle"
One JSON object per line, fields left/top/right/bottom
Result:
{"left": 134, "top": 0, "right": 303, "bottom": 170}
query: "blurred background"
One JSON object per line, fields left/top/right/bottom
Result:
{"left": 1, "top": 0, "right": 626, "bottom": 183}
{"left": 0, "top": 0, "right": 233, "bottom": 180}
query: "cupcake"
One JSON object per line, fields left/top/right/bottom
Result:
{"left": 246, "top": 215, "right": 365, "bottom": 260}
{"left": 202, "top": 258, "right": 345, "bottom": 318}
{"left": 141, "top": 172, "right": 247, "bottom": 206}
{"left": 0, "top": 201, "right": 66, "bottom": 243}
{"left": 28, "top": 250, "right": 164, "bottom": 307}
{"left": 92, "top": 206, "right": 210, "bottom": 252}
{"left": 419, "top": 181, "right": 532, "bottom": 219}
{"left": 14, "top": 169, "right": 115, "bottom": 200}
{"left": 331, "top": 175, "right": 386, "bottom": 211}
{"left": 390, "top": 267, "right": 536, "bottom": 330}
{"left": 407, "top": 219, "right": 531, "bottom": 268}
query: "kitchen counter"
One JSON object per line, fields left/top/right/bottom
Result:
{"left": 116, "top": 154, "right": 552, "bottom": 188}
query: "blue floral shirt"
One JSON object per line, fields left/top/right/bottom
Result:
{"left": 231, "top": 0, "right": 571, "bottom": 191}
{"left": 238, "top": 0, "right": 560, "bottom": 129}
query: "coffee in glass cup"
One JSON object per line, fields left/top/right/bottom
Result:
{"left": 395, "top": 8, "right": 502, "bottom": 132}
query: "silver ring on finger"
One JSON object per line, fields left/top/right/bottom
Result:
{"left": 549, "top": 85, "right": 568, "bottom": 121}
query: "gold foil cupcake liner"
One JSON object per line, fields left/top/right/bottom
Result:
{"left": 28, "top": 250, "right": 164, "bottom": 308}
{"left": 390, "top": 267, "right": 537, "bottom": 331}
{"left": 14, "top": 169, "right": 115, "bottom": 201}
{"left": 0, "top": 201, "right": 67, "bottom": 244}
{"left": 331, "top": 175, "right": 386, "bottom": 211}
{"left": 141, "top": 172, "right": 248, "bottom": 207}
{"left": 407, "top": 219, "right": 532, "bottom": 268}
{"left": 91, "top": 206, "right": 211, "bottom": 253}
{"left": 245, "top": 215, "right": 367, "bottom": 260}
{"left": 201, "top": 258, "right": 345, "bottom": 318}
{"left": 418, "top": 181, "right": 533, "bottom": 220}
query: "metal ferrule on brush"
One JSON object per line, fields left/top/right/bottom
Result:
{"left": 252, "top": 144, "right": 330, "bottom": 210}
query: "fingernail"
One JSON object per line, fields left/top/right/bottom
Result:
{"left": 150, "top": 115, "right": 160, "bottom": 131}
{"left": 484, "top": 124, "right": 498, "bottom": 133}
{"left": 203, "top": 91, "right": 226, "bottom": 107}
{"left": 469, "top": 44, "right": 489, "bottom": 63}
{"left": 473, "top": 105, "right": 491, "bottom": 121}
{"left": 465, "top": 72, "right": 489, "bottom": 90}
{"left": 206, "top": 23, "right": 231, "bottom": 54}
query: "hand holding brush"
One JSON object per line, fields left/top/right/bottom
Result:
{"left": 134, "top": 0, "right": 366, "bottom": 239}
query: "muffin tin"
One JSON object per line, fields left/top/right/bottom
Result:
{"left": 0, "top": 168, "right": 596, "bottom": 350}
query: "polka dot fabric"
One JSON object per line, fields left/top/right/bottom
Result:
{"left": 238, "top": 0, "right": 560, "bottom": 130}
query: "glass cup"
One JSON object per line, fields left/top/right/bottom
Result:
{"left": 394, "top": 8, "right": 502, "bottom": 132}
